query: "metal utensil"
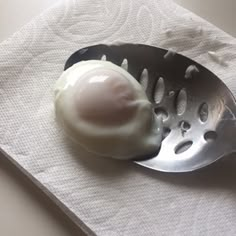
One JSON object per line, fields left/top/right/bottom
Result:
{"left": 65, "top": 44, "right": 236, "bottom": 173}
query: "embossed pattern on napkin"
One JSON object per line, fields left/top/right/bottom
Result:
{"left": 0, "top": 0, "right": 236, "bottom": 235}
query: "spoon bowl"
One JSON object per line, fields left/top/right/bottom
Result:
{"left": 65, "top": 44, "right": 236, "bottom": 173}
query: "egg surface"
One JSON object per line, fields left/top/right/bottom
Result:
{"left": 54, "top": 60, "right": 162, "bottom": 160}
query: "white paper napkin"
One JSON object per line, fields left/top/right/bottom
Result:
{"left": 1, "top": 0, "right": 236, "bottom": 235}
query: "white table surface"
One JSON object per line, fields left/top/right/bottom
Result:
{"left": 0, "top": 0, "right": 235, "bottom": 235}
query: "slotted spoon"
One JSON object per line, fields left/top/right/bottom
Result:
{"left": 65, "top": 44, "right": 236, "bottom": 173}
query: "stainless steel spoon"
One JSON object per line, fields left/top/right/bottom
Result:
{"left": 65, "top": 44, "right": 236, "bottom": 173}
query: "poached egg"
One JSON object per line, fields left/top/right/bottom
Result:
{"left": 54, "top": 60, "right": 163, "bottom": 160}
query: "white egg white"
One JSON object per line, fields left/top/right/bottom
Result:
{"left": 54, "top": 60, "right": 163, "bottom": 160}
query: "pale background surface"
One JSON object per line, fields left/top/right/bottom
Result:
{"left": 0, "top": 0, "right": 235, "bottom": 235}
{"left": 175, "top": 0, "right": 235, "bottom": 37}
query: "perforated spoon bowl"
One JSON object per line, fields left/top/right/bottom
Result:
{"left": 65, "top": 44, "right": 236, "bottom": 173}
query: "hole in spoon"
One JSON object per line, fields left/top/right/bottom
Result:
{"left": 198, "top": 103, "right": 208, "bottom": 123}
{"left": 139, "top": 68, "right": 148, "bottom": 91}
{"left": 179, "top": 121, "right": 191, "bottom": 130}
{"left": 185, "top": 65, "right": 199, "bottom": 79}
{"left": 179, "top": 121, "right": 191, "bottom": 136}
{"left": 175, "top": 141, "right": 193, "bottom": 154}
{"left": 204, "top": 131, "right": 217, "bottom": 141}
{"left": 101, "top": 54, "right": 106, "bottom": 61}
{"left": 168, "top": 90, "right": 175, "bottom": 97}
{"left": 175, "top": 88, "right": 187, "bottom": 116}
{"left": 164, "top": 49, "right": 176, "bottom": 61}
{"left": 155, "top": 107, "right": 168, "bottom": 121}
{"left": 154, "top": 77, "right": 165, "bottom": 104}
{"left": 121, "top": 58, "right": 128, "bottom": 70}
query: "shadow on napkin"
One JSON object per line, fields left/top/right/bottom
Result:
{"left": 65, "top": 136, "right": 236, "bottom": 192}
{"left": 65, "top": 137, "right": 133, "bottom": 179}
{"left": 137, "top": 153, "right": 236, "bottom": 192}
